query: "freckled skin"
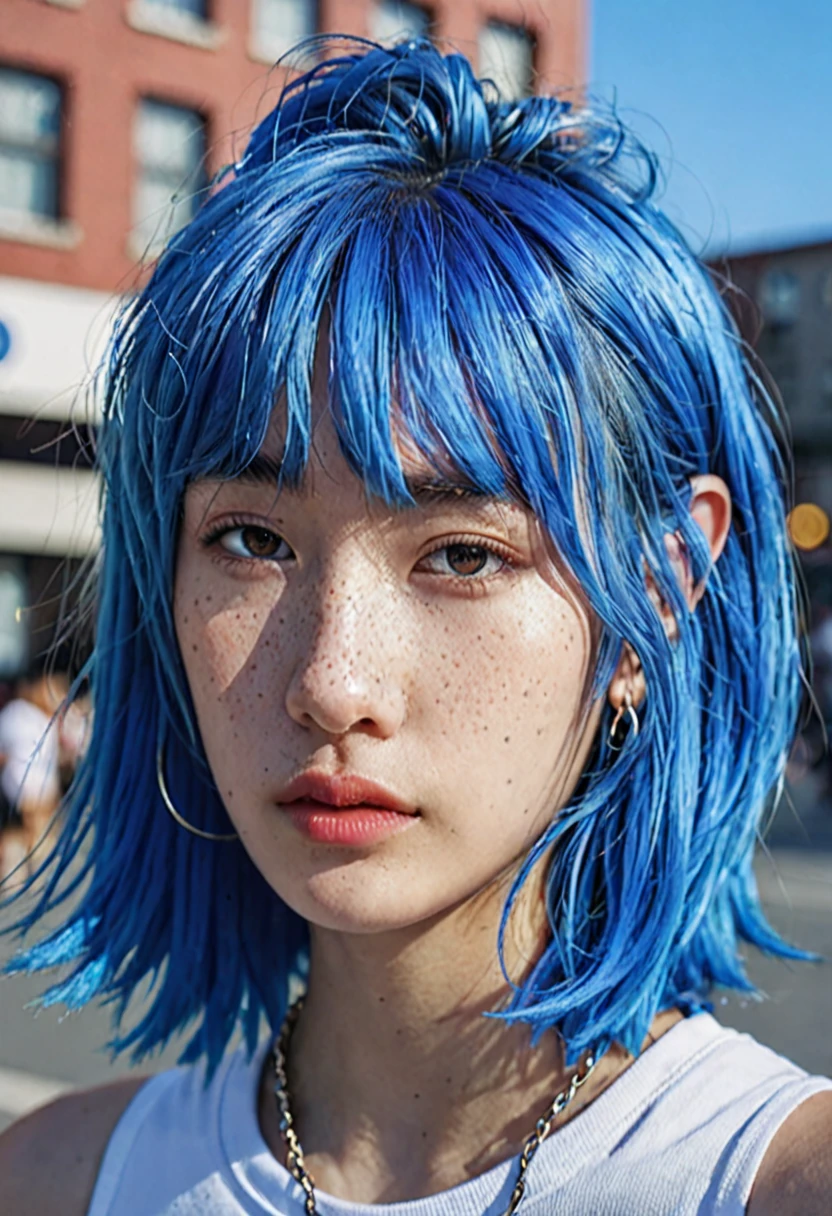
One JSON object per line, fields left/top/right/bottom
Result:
{"left": 175, "top": 400, "right": 604, "bottom": 937}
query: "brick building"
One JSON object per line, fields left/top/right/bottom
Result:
{"left": 0, "top": 0, "right": 587, "bottom": 680}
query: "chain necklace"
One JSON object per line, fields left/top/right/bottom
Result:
{"left": 272, "top": 998, "right": 598, "bottom": 1216}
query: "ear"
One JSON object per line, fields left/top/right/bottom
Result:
{"left": 608, "top": 475, "right": 733, "bottom": 713}
{"left": 648, "top": 473, "right": 733, "bottom": 635}
{"left": 679, "top": 474, "right": 733, "bottom": 610}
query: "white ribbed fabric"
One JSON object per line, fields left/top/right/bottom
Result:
{"left": 87, "top": 1013, "right": 831, "bottom": 1216}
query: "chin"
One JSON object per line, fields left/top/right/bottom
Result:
{"left": 262, "top": 859, "right": 454, "bottom": 935}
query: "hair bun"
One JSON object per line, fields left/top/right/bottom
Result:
{"left": 238, "top": 36, "right": 576, "bottom": 178}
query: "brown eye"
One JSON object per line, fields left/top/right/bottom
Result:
{"left": 445, "top": 544, "right": 489, "bottom": 576}
{"left": 241, "top": 527, "right": 280, "bottom": 557}
{"left": 215, "top": 525, "right": 290, "bottom": 561}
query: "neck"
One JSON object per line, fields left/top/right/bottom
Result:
{"left": 258, "top": 870, "right": 672, "bottom": 1205}
{"left": 299, "top": 873, "right": 549, "bottom": 1105}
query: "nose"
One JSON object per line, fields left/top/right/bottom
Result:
{"left": 284, "top": 557, "right": 408, "bottom": 739}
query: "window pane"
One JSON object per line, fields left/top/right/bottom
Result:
{"left": 252, "top": 0, "right": 317, "bottom": 61}
{"left": 478, "top": 22, "right": 534, "bottom": 99}
{"left": 0, "top": 149, "right": 58, "bottom": 216}
{"left": 142, "top": 0, "right": 207, "bottom": 17}
{"left": 759, "top": 269, "right": 801, "bottom": 328}
{"left": 136, "top": 100, "right": 204, "bottom": 175}
{"left": 370, "top": 0, "right": 430, "bottom": 43}
{"left": 134, "top": 100, "right": 205, "bottom": 250}
{"left": 0, "top": 70, "right": 61, "bottom": 219}
{"left": 0, "top": 69, "right": 61, "bottom": 147}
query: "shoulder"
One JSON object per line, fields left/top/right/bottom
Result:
{"left": 0, "top": 1075, "right": 147, "bottom": 1216}
{"left": 747, "top": 1089, "right": 832, "bottom": 1216}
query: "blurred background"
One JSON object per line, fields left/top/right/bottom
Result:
{"left": 0, "top": 0, "right": 830, "bottom": 1130}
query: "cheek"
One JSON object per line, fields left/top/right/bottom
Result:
{"left": 174, "top": 556, "right": 284, "bottom": 764}
{"left": 408, "top": 587, "right": 593, "bottom": 835}
{"left": 417, "top": 590, "right": 590, "bottom": 746}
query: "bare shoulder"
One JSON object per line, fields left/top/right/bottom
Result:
{"left": 0, "top": 1074, "right": 148, "bottom": 1216}
{"left": 747, "top": 1089, "right": 832, "bottom": 1216}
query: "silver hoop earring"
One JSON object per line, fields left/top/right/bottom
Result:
{"left": 608, "top": 689, "right": 640, "bottom": 752}
{"left": 156, "top": 743, "right": 237, "bottom": 842}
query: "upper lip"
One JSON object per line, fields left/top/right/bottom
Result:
{"left": 277, "top": 772, "right": 416, "bottom": 815}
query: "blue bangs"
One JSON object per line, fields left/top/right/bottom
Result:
{"left": 3, "top": 38, "right": 808, "bottom": 1075}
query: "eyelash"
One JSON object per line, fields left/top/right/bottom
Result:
{"left": 200, "top": 517, "right": 517, "bottom": 585}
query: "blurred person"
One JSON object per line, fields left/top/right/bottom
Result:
{"left": 0, "top": 669, "right": 67, "bottom": 885}
{"left": 1, "top": 38, "right": 831, "bottom": 1216}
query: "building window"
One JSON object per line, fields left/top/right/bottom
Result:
{"left": 478, "top": 21, "right": 534, "bottom": 98}
{"left": 759, "top": 268, "right": 801, "bottom": 328}
{"left": 133, "top": 99, "right": 206, "bottom": 253}
{"left": 370, "top": 1, "right": 431, "bottom": 44}
{"left": 141, "top": 0, "right": 208, "bottom": 14}
{"left": 126, "top": 0, "right": 223, "bottom": 51}
{"left": 251, "top": 0, "right": 317, "bottom": 63}
{"left": 0, "top": 69, "right": 61, "bottom": 222}
{"left": 821, "top": 269, "right": 832, "bottom": 312}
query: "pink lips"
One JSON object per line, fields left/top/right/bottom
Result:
{"left": 277, "top": 772, "right": 418, "bottom": 846}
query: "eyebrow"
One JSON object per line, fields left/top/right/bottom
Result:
{"left": 232, "top": 453, "right": 284, "bottom": 486}
{"left": 404, "top": 476, "right": 495, "bottom": 506}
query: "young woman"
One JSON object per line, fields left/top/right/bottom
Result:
{"left": 1, "top": 37, "right": 830, "bottom": 1216}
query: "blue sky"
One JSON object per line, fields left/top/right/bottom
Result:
{"left": 590, "top": 0, "right": 831, "bottom": 255}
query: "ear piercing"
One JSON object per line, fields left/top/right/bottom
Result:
{"left": 608, "top": 689, "right": 639, "bottom": 751}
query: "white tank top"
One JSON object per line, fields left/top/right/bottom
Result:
{"left": 87, "top": 1012, "right": 831, "bottom": 1215}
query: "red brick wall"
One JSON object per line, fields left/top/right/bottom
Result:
{"left": 0, "top": 0, "right": 586, "bottom": 292}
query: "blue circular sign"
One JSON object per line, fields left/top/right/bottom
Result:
{"left": 0, "top": 320, "right": 11, "bottom": 364}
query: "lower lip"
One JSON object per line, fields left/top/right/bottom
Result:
{"left": 283, "top": 801, "right": 418, "bottom": 846}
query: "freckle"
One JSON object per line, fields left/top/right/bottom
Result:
{"left": 414, "top": 1093, "right": 420, "bottom": 1099}
{"left": 236, "top": 613, "right": 241, "bottom": 620}
{"left": 206, "top": 595, "right": 212, "bottom": 602}
{"left": 192, "top": 644, "right": 198, "bottom": 652}
{"left": 445, "top": 1076, "right": 452, "bottom": 1084}
{"left": 257, "top": 692, "right": 263, "bottom": 698}
{"left": 378, "top": 996, "right": 385, "bottom": 1002}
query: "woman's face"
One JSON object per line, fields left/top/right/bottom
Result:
{"left": 175, "top": 398, "right": 602, "bottom": 935}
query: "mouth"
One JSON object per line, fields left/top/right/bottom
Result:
{"left": 276, "top": 772, "right": 419, "bottom": 846}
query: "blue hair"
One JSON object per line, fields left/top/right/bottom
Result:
{"left": 3, "top": 37, "right": 809, "bottom": 1072}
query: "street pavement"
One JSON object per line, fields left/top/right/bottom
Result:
{"left": 1, "top": 793, "right": 831, "bottom": 1133}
